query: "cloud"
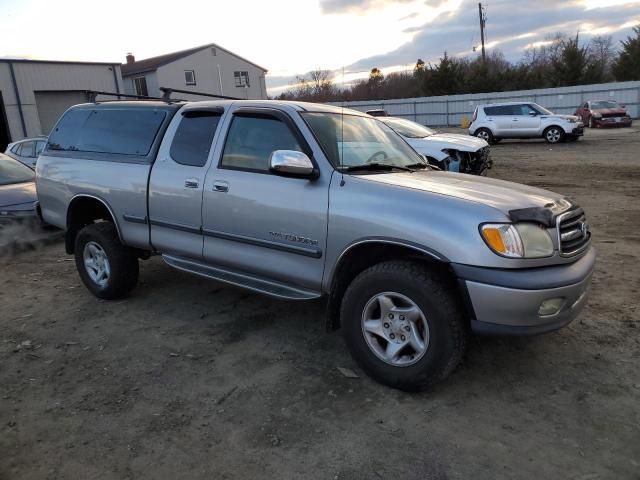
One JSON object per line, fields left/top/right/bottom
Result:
{"left": 267, "top": 0, "right": 640, "bottom": 94}
{"left": 320, "top": 0, "right": 438, "bottom": 14}
{"left": 342, "top": 0, "right": 639, "bottom": 70}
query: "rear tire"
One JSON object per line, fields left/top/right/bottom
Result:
{"left": 74, "top": 222, "right": 139, "bottom": 299}
{"left": 340, "top": 261, "right": 467, "bottom": 391}
{"left": 544, "top": 126, "right": 565, "bottom": 144}
{"left": 474, "top": 128, "right": 495, "bottom": 144}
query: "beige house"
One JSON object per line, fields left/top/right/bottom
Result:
{"left": 121, "top": 43, "right": 268, "bottom": 101}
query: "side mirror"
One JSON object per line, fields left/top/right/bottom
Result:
{"left": 529, "top": 111, "right": 538, "bottom": 116}
{"left": 621, "top": 105, "right": 626, "bottom": 109}
{"left": 269, "top": 150, "right": 317, "bottom": 179}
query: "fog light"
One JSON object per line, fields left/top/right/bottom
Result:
{"left": 538, "top": 298, "right": 565, "bottom": 317}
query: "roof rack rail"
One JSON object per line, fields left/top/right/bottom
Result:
{"left": 85, "top": 90, "right": 177, "bottom": 103}
{"left": 159, "top": 87, "right": 242, "bottom": 101}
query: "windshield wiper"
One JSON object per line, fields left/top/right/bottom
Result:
{"left": 405, "top": 162, "right": 429, "bottom": 170}
{"left": 339, "top": 162, "right": 415, "bottom": 173}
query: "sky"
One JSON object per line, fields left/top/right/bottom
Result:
{"left": 0, "top": 0, "right": 639, "bottom": 95}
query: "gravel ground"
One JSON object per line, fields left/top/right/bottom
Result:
{"left": 1, "top": 126, "right": 639, "bottom": 480}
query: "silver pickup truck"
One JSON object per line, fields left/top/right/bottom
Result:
{"left": 37, "top": 100, "right": 595, "bottom": 391}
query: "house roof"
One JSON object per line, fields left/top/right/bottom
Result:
{"left": 121, "top": 43, "right": 268, "bottom": 76}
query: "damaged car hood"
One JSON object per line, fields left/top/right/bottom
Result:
{"left": 405, "top": 134, "right": 488, "bottom": 160}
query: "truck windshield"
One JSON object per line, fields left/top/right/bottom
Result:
{"left": 301, "top": 112, "right": 425, "bottom": 171}
{"left": 380, "top": 118, "right": 436, "bottom": 138}
{"left": 0, "top": 155, "right": 34, "bottom": 186}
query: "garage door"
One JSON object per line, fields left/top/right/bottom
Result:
{"left": 35, "top": 91, "right": 88, "bottom": 134}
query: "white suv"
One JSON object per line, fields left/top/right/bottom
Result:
{"left": 469, "top": 102, "right": 584, "bottom": 144}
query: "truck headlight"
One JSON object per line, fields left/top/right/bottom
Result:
{"left": 480, "top": 223, "right": 554, "bottom": 258}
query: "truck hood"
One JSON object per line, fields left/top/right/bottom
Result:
{"left": 362, "top": 171, "right": 566, "bottom": 214}
{"left": 0, "top": 181, "right": 37, "bottom": 208}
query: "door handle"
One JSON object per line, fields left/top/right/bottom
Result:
{"left": 213, "top": 180, "right": 229, "bottom": 193}
{"left": 184, "top": 178, "right": 199, "bottom": 188}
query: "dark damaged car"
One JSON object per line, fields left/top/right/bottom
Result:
{"left": 575, "top": 100, "right": 633, "bottom": 128}
{"left": 0, "top": 153, "right": 39, "bottom": 227}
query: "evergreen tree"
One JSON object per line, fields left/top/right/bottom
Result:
{"left": 613, "top": 26, "right": 640, "bottom": 81}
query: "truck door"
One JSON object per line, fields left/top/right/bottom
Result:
{"left": 201, "top": 106, "right": 329, "bottom": 291}
{"left": 148, "top": 108, "right": 224, "bottom": 259}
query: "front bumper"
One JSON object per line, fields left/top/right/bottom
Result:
{"left": 453, "top": 247, "right": 595, "bottom": 335}
{"left": 570, "top": 125, "right": 584, "bottom": 137}
{"left": 0, "top": 208, "right": 39, "bottom": 227}
{"left": 594, "top": 117, "right": 632, "bottom": 127}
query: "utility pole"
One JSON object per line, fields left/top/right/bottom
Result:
{"left": 478, "top": 2, "right": 486, "bottom": 62}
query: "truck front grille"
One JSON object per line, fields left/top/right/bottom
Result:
{"left": 557, "top": 208, "right": 590, "bottom": 256}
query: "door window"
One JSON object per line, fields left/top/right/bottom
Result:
{"left": 20, "top": 141, "right": 35, "bottom": 157}
{"left": 515, "top": 104, "right": 538, "bottom": 116}
{"left": 220, "top": 115, "right": 302, "bottom": 172}
{"left": 484, "top": 105, "right": 514, "bottom": 116}
{"left": 170, "top": 112, "right": 222, "bottom": 167}
{"left": 35, "top": 141, "right": 46, "bottom": 155}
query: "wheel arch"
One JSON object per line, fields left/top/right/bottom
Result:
{"left": 65, "top": 194, "right": 122, "bottom": 254}
{"left": 325, "top": 239, "right": 453, "bottom": 332}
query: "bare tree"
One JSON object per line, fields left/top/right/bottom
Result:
{"left": 588, "top": 35, "right": 615, "bottom": 82}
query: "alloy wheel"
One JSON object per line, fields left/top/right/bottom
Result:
{"left": 361, "top": 292, "right": 430, "bottom": 366}
{"left": 83, "top": 241, "right": 111, "bottom": 287}
{"left": 546, "top": 128, "right": 562, "bottom": 143}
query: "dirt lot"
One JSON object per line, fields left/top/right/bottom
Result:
{"left": 2, "top": 127, "right": 639, "bottom": 480}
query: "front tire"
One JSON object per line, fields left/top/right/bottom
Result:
{"left": 544, "top": 126, "right": 565, "bottom": 144}
{"left": 474, "top": 128, "right": 495, "bottom": 144}
{"left": 340, "top": 261, "right": 467, "bottom": 391}
{"left": 74, "top": 222, "right": 139, "bottom": 299}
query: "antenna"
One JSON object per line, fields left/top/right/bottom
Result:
{"left": 340, "top": 65, "right": 345, "bottom": 187}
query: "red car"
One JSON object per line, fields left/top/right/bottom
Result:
{"left": 575, "top": 100, "right": 633, "bottom": 128}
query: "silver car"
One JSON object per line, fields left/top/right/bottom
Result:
{"left": 5, "top": 137, "right": 47, "bottom": 168}
{"left": 469, "top": 102, "right": 584, "bottom": 144}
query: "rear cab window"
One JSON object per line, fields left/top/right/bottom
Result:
{"left": 43, "top": 103, "right": 181, "bottom": 163}
{"left": 48, "top": 109, "right": 166, "bottom": 156}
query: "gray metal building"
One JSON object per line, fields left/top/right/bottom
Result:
{"left": 0, "top": 59, "right": 123, "bottom": 150}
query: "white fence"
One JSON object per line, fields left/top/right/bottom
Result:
{"left": 331, "top": 81, "right": 640, "bottom": 127}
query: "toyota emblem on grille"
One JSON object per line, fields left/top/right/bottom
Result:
{"left": 579, "top": 221, "right": 589, "bottom": 237}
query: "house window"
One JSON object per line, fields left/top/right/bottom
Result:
{"left": 185, "top": 70, "right": 196, "bottom": 85}
{"left": 234, "top": 71, "right": 250, "bottom": 88}
{"left": 133, "top": 76, "right": 148, "bottom": 97}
